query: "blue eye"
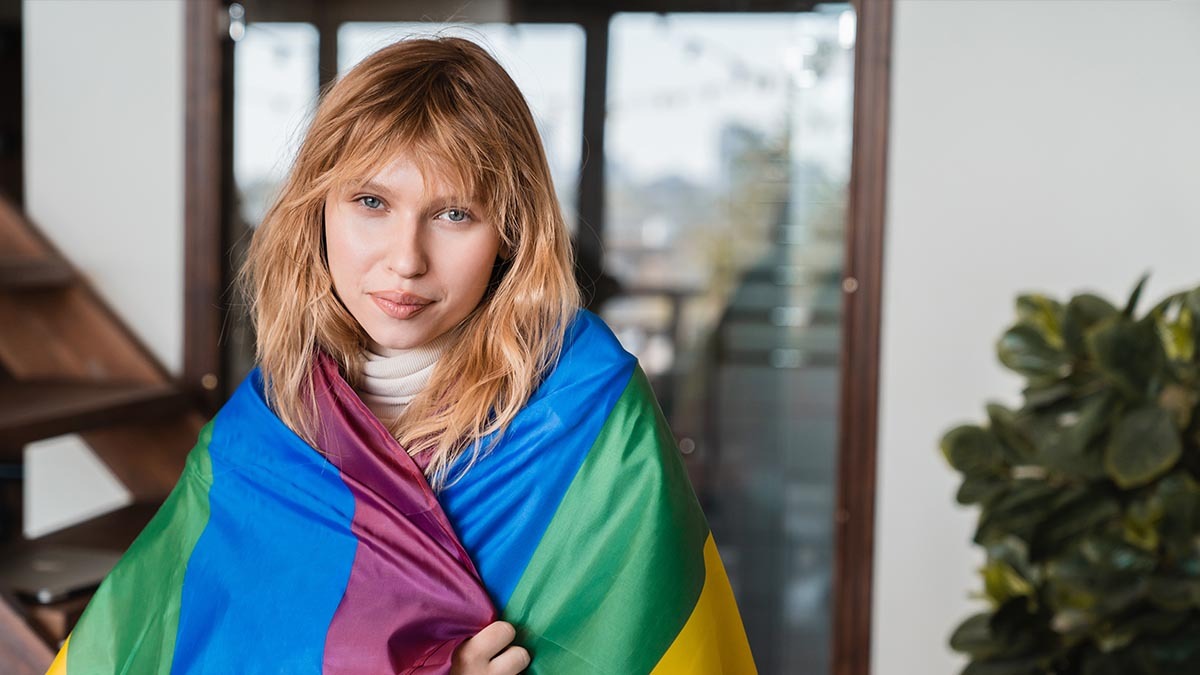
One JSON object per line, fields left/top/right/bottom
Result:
{"left": 357, "top": 196, "right": 384, "bottom": 211}
{"left": 439, "top": 208, "right": 471, "bottom": 224}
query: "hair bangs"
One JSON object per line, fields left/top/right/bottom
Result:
{"left": 321, "top": 105, "right": 506, "bottom": 227}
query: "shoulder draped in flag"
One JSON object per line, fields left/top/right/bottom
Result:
{"left": 47, "top": 309, "right": 757, "bottom": 674}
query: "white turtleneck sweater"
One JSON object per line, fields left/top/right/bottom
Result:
{"left": 354, "top": 333, "right": 453, "bottom": 424}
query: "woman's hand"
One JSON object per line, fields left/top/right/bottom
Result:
{"left": 450, "top": 621, "right": 530, "bottom": 675}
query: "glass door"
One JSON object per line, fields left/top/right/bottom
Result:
{"left": 602, "top": 8, "right": 855, "bottom": 673}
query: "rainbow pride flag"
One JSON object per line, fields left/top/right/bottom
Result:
{"left": 48, "top": 310, "right": 756, "bottom": 674}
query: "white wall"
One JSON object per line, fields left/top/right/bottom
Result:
{"left": 23, "top": 0, "right": 185, "bottom": 374}
{"left": 22, "top": 0, "right": 185, "bottom": 536}
{"left": 873, "top": 2, "right": 1200, "bottom": 674}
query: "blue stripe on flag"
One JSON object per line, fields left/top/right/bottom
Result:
{"left": 438, "top": 310, "right": 636, "bottom": 609}
{"left": 171, "top": 371, "right": 359, "bottom": 674}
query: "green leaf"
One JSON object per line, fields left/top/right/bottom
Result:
{"left": 987, "top": 403, "right": 1037, "bottom": 463}
{"left": 1048, "top": 537, "right": 1155, "bottom": 621}
{"left": 1122, "top": 494, "right": 1164, "bottom": 552}
{"left": 942, "top": 425, "right": 1008, "bottom": 477}
{"left": 1099, "top": 579, "right": 1153, "bottom": 620}
{"left": 1187, "top": 289, "right": 1200, "bottom": 353}
{"left": 958, "top": 475, "right": 1008, "bottom": 506}
{"left": 1187, "top": 288, "right": 1200, "bottom": 317}
{"left": 950, "top": 612, "right": 1002, "bottom": 656}
{"left": 1080, "top": 647, "right": 1132, "bottom": 675}
{"left": 1016, "top": 393, "right": 1113, "bottom": 481}
{"left": 1087, "top": 316, "right": 1166, "bottom": 399}
{"left": 1096, "top": 627, "right": 1137, "bottom": 653}
{"left": 1116, "top": 608, "right": 1190, "bottom": 637}
{"left": 1021, "top": 381, "right": 1075, "bottom": 409}
{"left": 985, "top": 536, "right": 1035, "bottom": 580}
{"left": 1156, "top": 304, "right": 1195, "bottom": 362}
{"left": 1029, "top": 491, "right": 1121, "bottom": 561}
{"left": 1061, "top": 393, "right": 1116, "bottom": 452}
{"left": 961, "top": 659, "right": 1042, "bottom": 675}
{"left": 1079, "top": 534, "right": 1157, "bottom": 576}
{"left": 982, "top": 558, "right": 1036, "bottom": 607}
{"left": 1045, "top": 549, "right": 1103, "bottom": 608}
{"left": 1124, "top": 273, "right": 1150, "bottom": 318}
{"left": 1134, "top": 620, "right": 1200, "bottom": 668}
{"left": 1155, "top": 471, "right": 1200, "bottom": 557}
{"left": 1016, "top": 294, "right": 1065, "bottom": 349}
{"left": 989, "top": 597, "right": 1045, "bottom": 654}
{"left": 974, "top": 481, "right": 1062, "bottom": 546}
{"left": 1063, "top": 293, "right": 1119, "bottom": 358}
{"left": 1104, "top": 405, "right": 1183, "bottom": 489}
{"left": 998, "top": 324, "right": 1072, "bottom": 380}
{"left": 1147, "top": 576, "right": 1200, "bottom": 611}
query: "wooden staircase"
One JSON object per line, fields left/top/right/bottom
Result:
{"left": 0, "top": 194, "right": 206, "bottom": 671}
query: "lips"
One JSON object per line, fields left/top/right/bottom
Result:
{"left": 370, "top": 291, "right": 433, "bottom": 320}
{"left": 371, "top": 290, "right": 432, "bottom": 305}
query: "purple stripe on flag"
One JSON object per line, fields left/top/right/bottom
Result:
{"left": 309, "top": 352, "right": 496, "bottom": 674}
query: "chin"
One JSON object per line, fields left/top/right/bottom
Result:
{"left": 372, "top": 334, "right": 429, "bottom": 352}
{"left": 376, "top": 321, "right": 449, "bottom": 350}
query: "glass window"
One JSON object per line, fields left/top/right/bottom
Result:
{"left": 233, "top": 22, "right": 319, "bottom": 227}
{"left": 604, "top": 7, "right": 856, "bottom": 673}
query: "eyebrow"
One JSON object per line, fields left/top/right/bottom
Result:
{"left": 354, "top": 180, "right": 472, "bottom": 205}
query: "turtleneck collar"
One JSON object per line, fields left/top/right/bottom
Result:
{"left": 355, "top": 331, "right": 454, "bottom": 423}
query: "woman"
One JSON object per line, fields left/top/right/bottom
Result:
{"left": 47, "top": 36, "right": 755, "bottom": 674}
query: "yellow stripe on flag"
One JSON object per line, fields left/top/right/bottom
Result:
{"left": 651, "top": 534, "right": 758, "bottom": 674}
{"left": 46, "top": 634, "right": 69, "bottom": 675}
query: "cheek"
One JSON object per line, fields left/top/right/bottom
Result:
{"left": 324, "top": 212, "right": 362, "bottom": 298}
{"left": 457, "top": 235, "right": 501, "bottom": 295}
{"left": 324, "top": 210, "right": 373, "bottom": 290}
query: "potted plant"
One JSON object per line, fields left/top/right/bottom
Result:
{"left": 942, "top": 276, "right": 1200, "bottom": 674}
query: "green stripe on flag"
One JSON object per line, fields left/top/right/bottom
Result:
{"left": 504, "top": 366, "right": 710, "bottom": 674}
{"left": 68, "top": 420, "right": 216, "bottom": 674}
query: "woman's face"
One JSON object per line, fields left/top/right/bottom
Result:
{"left": 324, "top": 153, "right": 501, "bottom": 355}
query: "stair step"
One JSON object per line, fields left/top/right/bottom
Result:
{"left": 1, "top": 502, "right": 162, "bottom": 650}
{"left": 0, "top": 256, "right": 74, "bottom": 291}
{"left": 0, "top": 381, "right": 189, "bottom": 453}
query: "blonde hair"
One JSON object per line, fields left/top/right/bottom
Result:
{"left": 238, "top": 35, "right": 581, "bottom": 490}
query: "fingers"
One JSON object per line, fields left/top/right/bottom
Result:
{"left": 453, "top": 621, "right": 530, "bottom": 673}
{"left": 457, "top": 621, "right": 516, "bottom": 664}
{"left": 488, "top": 645, "right": 531, "bottom": 675}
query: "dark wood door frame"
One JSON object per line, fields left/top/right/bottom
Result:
{"left": 182, "top": 1, "right": 894, "bottom": 673}
{"left": 833, "top": 1, "right": 892, "bottom": 675}
{"left": 184, "top": 0, "right": 233, "bottom": 414}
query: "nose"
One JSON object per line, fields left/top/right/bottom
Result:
{"left": 385, "top": 221, "right": 428, "bottom": 278}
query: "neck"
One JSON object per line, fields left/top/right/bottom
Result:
{"left": 355, "top": 332, "right": 454, "bottom": 424}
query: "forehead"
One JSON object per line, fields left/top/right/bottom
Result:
{"left": 341, "top": 149, "right": 472, "bottom": 200}
{"left": 348, "top": 159, "right": 468, "bottom": 199}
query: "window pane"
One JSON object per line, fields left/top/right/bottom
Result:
{"left": 604, "top": 7, "right": 856, "bottom": 673}
{"left": 234, "top": 22, "right": 319, "bottom": 227}
{"left": 230, "top": 21, "right": 320, "bottom": 380}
